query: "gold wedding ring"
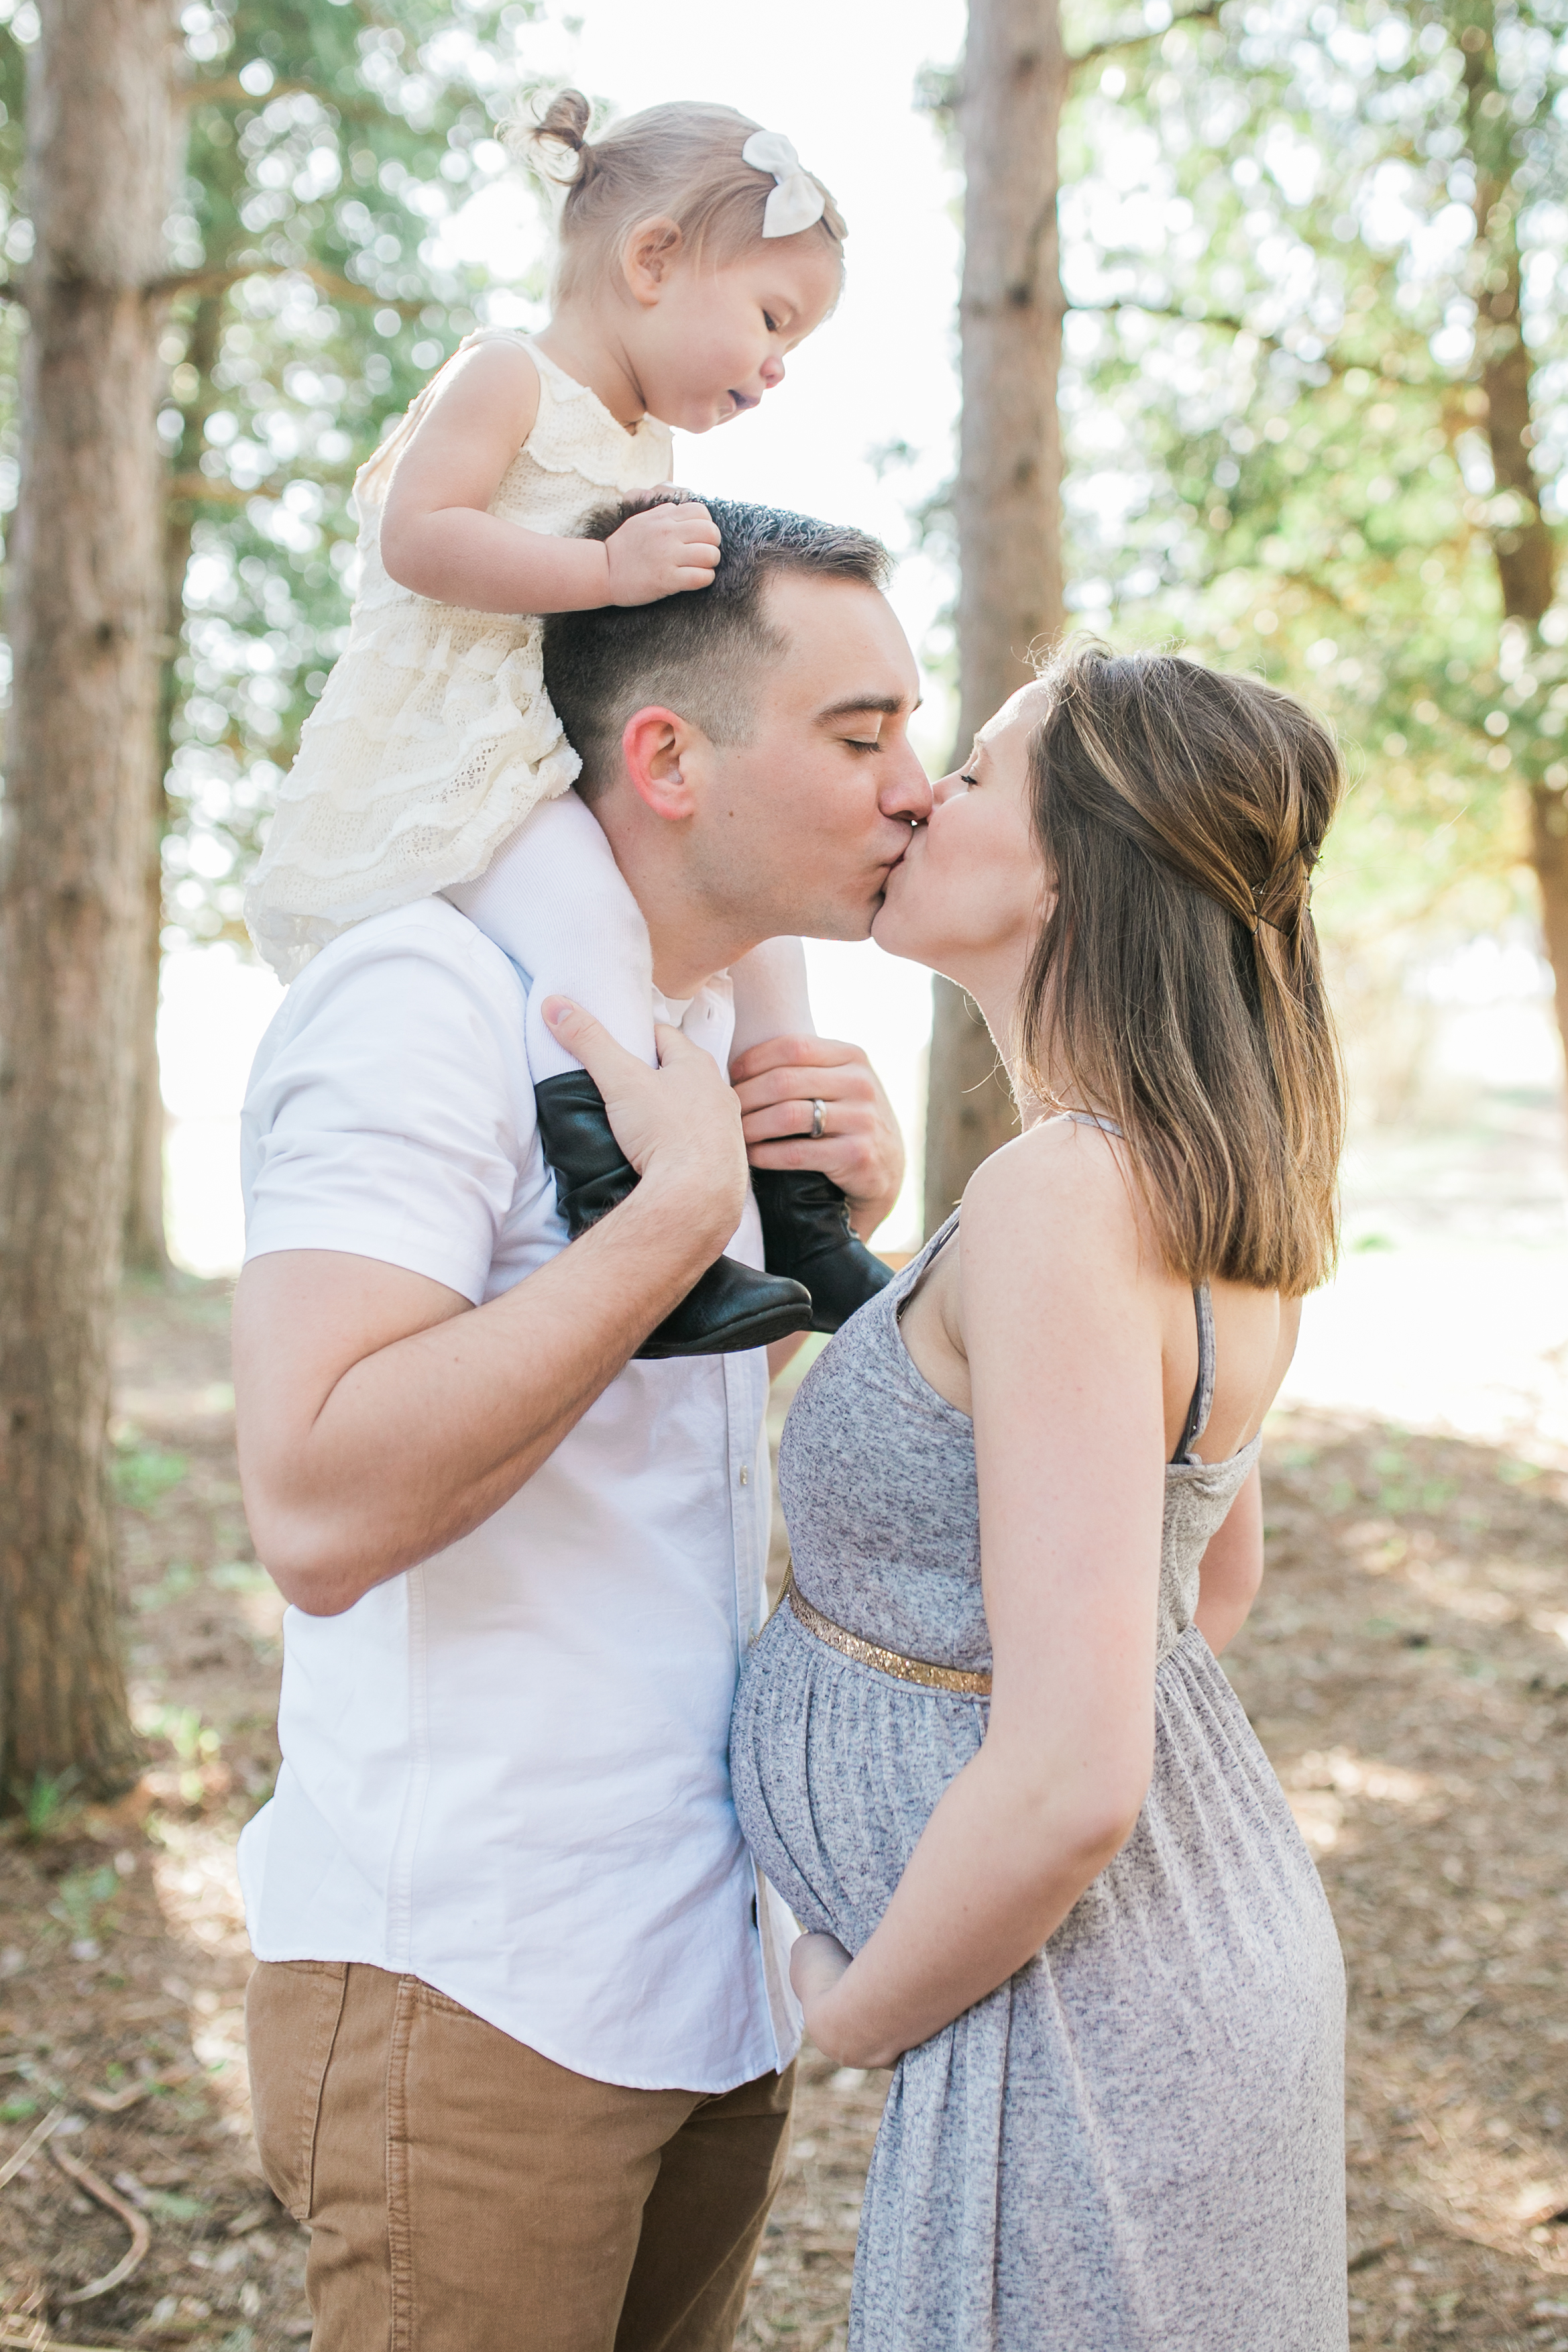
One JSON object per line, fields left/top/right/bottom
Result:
{"left": 809, "top": 1098, "right": 826, "bottom": 1139}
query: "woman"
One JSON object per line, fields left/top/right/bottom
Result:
{"left": 730, "top": 642, "right": 1350, "bottom": 2350}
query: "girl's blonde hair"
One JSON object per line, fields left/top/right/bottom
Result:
{"left": 1018, "top": 640, "right": 1346, "bottom": 1297}
{"left": 518, "top": 89, "right": 846, "bottom": 302}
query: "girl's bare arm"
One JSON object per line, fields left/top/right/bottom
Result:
{"left": 378, "top": 341, "right": 718, "bottom": 612}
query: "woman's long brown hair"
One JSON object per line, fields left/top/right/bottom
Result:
{"left": 1017, "top": 641, "right": 1346, "bottom": 1296}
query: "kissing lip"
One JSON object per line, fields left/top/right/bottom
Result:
{"left": 869, "top": 839, "right": 914, "bottom": 905}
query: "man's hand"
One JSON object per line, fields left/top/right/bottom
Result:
{"left": 730, "top": 1035, "right": 905, "bottom": 1241}
{"left": 543, "top": 997, "right": 748, "bottom": 1245}
{"left": 603, "top": 502, "right": 721, "bottom": 605}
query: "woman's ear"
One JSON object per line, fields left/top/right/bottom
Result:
{"left": 622, "top": 215, "right": 685, "bottom": 307}
{"left": 620, "top": 705, "right": 700, "bottom": 822}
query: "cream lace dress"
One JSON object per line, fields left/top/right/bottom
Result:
{"left": 244, "top": 332, "right": 674, "bottom": 983}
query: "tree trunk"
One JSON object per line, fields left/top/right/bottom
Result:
{"left": 923, "top": 0, "right": 1068, "bottom": 1235}
{"left": 0, "top": 0, "right": 174, "bottom": 1803}
{"left": 1459, "top": 5, "right": 1565, "bottom": 1087}
{"left": 123, "top": 290, "right": 220, "bottom": 1278}
{"left": 122, "top": 773, "right": 170, "bottom": 1277}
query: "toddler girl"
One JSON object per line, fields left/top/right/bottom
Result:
{"left": 244, "top": 92, "right": 893, "bottom": 1356}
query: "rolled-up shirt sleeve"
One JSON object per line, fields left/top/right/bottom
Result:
{"left": 241, "top": 905, "right": 534, "bottom": 1304}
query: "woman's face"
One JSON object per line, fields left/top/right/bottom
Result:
{"left": 872, "top": 684, "right": 1052, "bottom": 1001}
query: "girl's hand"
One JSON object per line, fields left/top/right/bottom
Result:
{"left": 541, "top": 998, "right": 748, "bottom": 1247}
{"left": 604, "top": 502, "right": 722, "bottom": 605}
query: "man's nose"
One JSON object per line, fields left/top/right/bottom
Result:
{"left": 880, "top": 743, "right": 934, "bottom": 824}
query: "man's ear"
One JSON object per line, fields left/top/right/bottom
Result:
{"left": 622, "top": 215, "right": 684, "bottom": 307}
{"left": 621, "top": 706, "right": 702, "bottom": 822}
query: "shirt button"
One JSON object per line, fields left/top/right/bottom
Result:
{"left": 738, "top": 1465, "right": 749, "bottom": 1487}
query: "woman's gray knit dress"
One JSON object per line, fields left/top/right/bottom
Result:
{"left": 731, "top": 1205, "right": 1347, "bottom": 2352}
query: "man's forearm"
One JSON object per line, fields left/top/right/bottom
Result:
{"left": 236, "top": 1182, "right": 732, "bottom": 1616}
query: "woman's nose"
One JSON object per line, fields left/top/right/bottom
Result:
{"left": 761, "top": 355, "right": 785, "bottom": 391}
{"left": 932, "top": 769, "right": 966, "bottom": 806}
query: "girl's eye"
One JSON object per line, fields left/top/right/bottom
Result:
{"left": 960, "top": 770, "right": 979, "bottom": 787}
{"left": 763, "top": 312, "right": 780, "bottom": 333}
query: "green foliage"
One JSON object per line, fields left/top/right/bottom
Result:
{"left": 137, "top": 1702, "right": 225, "bottom": 1805}
{"left": 159, "top": 0, "right": 550, "bottom": 942}
{"left": 12, "top": 1767, "right": 80, "bottom": 1842}
{"left": 1057, "top": 0, "right": 1568, "bottom": 953}
{"left": 131, "top": 1561, "right": 201, "bottom": 1612}
{"left": 0, "top": 0, "right": 549, "bottom": 942}
{"left": 50, "top": 1862, "right": 119, "bottom": 1948}
{"left": 111, "top": 1431, "right": 190, "bottom": 1510}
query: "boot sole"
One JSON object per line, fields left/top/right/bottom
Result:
{"left": 635, "top": 1299, "right": 815, "bottom": 1360}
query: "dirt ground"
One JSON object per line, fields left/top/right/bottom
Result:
{"left": 1, "top": 1276, "right": 1565, "bottom": 2352}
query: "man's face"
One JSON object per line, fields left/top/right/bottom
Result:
{"left": 683, "top": 573, "right": 931, "bottom": 940}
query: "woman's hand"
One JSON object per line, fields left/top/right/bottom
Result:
{"left": 790, "top": 1933, "right": 858, "bottom": 2058}
{"left": 790, "top": 1934, "right": 907, "bottom": 2070}
{"left": 542, "top": 997, "right": 749, "bottom": 1250}
{"left": 730, "top": 1036, "right": 905, "bottom": 1239}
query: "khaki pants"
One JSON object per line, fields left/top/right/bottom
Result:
{"left": 246, "top": 1960, "right": 795, "bottom": 2352}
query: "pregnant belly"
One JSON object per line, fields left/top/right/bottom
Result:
{"left": 730, "top": 1602, "right": 987, "bottom": 1952}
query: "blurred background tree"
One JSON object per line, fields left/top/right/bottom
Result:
{"left": 920, "top": 0, "right": 1064, "bottom": 1237}
{"left": 0, "top": 0, "right": 173, "bottom": 1805}
{"left": 0, "top": 0, "right": 545, "bottom": 1266}
{"left": 1058, "top": 0, "right": 1567, "bottom": 1118}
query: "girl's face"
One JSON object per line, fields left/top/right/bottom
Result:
{"left": 872, "top": 685, "right": 1054, "bottom": 1005}
{"left": 625, "top": 235, "right": 842, "bottom": 433}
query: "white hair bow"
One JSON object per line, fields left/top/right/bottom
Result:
{"left": 742, "top": 129, "right": 827, "bottom": 239}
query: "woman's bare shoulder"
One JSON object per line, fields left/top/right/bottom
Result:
{"left": 959, "top": 1115, "right": 1146, "bottom": 1282}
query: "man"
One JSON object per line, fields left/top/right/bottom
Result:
{"left": 233, "top": 498, "right": 930, "bottom": 2351}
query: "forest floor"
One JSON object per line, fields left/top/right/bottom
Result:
{"left": 1, "top": 1267, "right": 1565, "bottom": 2352}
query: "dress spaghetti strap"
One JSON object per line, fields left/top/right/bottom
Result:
{"left": 1063, "top": 1113, "right": 1212, "bottom": 1466}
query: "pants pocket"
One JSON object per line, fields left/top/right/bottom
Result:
{"left": 245, "top": 1960, "right": 347, "bottom": 2223}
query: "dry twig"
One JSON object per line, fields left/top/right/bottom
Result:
{"left": 48, "top": 2144, "right": 151, "bottom": 2303}
{"left": 0, "top": 2110, "right": 66, "bottom": 2192}
{"left": 0, "top": 2330, "right": 130, "bottom": 2351}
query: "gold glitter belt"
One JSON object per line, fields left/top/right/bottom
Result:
{"left": 784, "top": 1571, "right": 993, "bottom": 1697}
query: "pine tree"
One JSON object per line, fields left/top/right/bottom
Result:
{"left": 0, "top": 0, "right": 174, "bottom": 1805}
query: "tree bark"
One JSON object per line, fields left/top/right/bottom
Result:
{"left": 122, "top": 767, "right": 171, "bottom": 1276}
{"left": 923, "top": 0, "right": 1068, "bottom": 1235}
{"left": 1458, "top": 5, "right": 1565, "bottom": 1087}
{"left": 0, "top": 0, "right": 174, "bottom": 1801}
{"left": 123, "top": 288, "right": 221, "bottom": 1276}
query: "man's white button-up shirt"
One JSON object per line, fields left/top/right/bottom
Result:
{"left": 236, "top": 898, "right": 801, "bottom": 2092}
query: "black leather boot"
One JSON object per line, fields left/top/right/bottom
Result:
{"left": 534, "top": 1072, "right": 813, "bottom": 1359}
{"left": 750, "top": 1167, "right": 895, "bottom": 1335}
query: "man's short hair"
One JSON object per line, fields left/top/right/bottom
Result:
{"left": 542, "top": 496, "right": 893, "bottom": 799}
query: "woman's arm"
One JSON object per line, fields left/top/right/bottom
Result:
{"left": 797, "top": 1123, "right": 1168, "bottom": 2069}
{"left": 377, "top": 341, "right": 720, "bottom": 613}
{"left": 1193, "top": 1463, "right": 1264, "bottom": 1655}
